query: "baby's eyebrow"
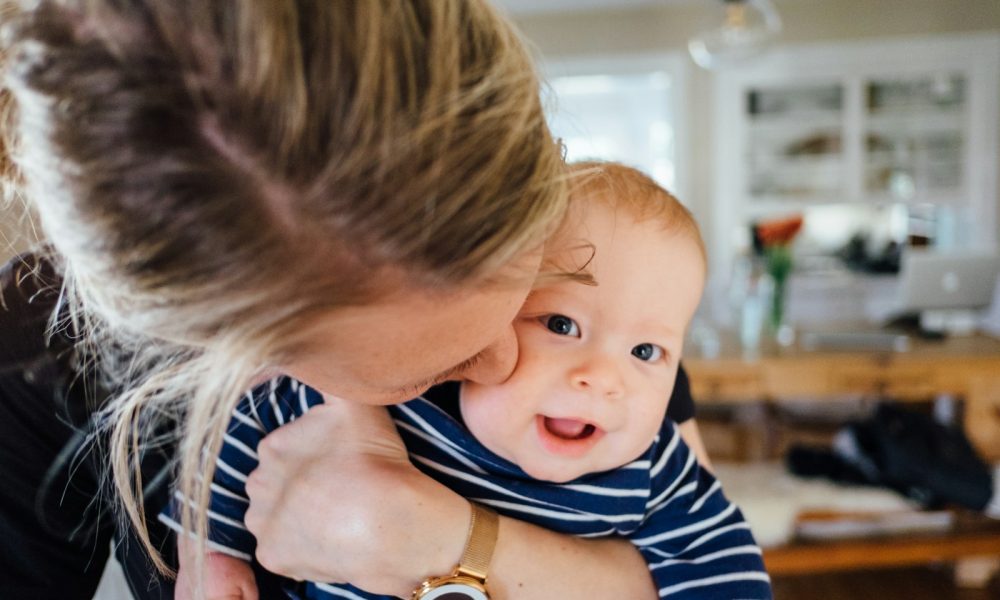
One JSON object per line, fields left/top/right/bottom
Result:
{"left": 533, "top": 246, "right": 599, "bottom": 289}
{"left": 529, "top": 271, "right": 598, "bottom": 292}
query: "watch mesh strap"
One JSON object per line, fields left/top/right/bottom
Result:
{"left": 455, "top": 502, "right": 499, "bottom": 581}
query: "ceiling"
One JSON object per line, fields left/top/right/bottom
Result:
{"left": 494, "top": 0, "right": 695, "bottom": 17}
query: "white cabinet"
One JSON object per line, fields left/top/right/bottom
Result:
{"left": 711, "top": 34, "right": 1000, "bottom": 280}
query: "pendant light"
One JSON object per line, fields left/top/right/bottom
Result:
{"left": 688, "top": 0, "right": 783, "bottom": 70}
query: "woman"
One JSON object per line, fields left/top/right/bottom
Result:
{"left": 0, "top": 2, "right": 705, "bottom": 598}
{"left": 0, "top": 252, "right": 706, "bottom": 599}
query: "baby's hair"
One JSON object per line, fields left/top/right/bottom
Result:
{"left": 567, "top": 161, "right": 706, "bottom": 263}
{"left": 1, "top": 0, "right": 567, "bottom": 585}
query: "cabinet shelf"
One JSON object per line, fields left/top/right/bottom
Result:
{"left": 865, "top": 111, "right": 965, "bottom": 135}
{"left": 750, "top": 153, "right": 843, "bottom": 167}
{"left": 712, "top": 34, "right": 999, "bottom": 280}
{"left": 749, "top": 111, "right": 843, "bottom": 131}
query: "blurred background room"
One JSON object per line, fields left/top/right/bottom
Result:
{"left": 495, "top": 1, "right": 1000, "bottom": 598}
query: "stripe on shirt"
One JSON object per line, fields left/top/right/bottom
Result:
{"left": 688, "top": 479, "right": 722, "bottom": 514}
{"left": 658, "top": 571, "right": 772, "bottom": 597}
{"left": 395, "top": 402, "right": 485, "bottom": 466}
{"left": 650, "top": 430, "right": 680, "bottom": 478}
{"left": 633, "top": 502, "right": 738, "bottom": 546}
{"left": 214, "top": 457, "right": 248, "bottom": 484}
{"left": 394, "top": 420, "right": 487, "bottom": 475}
{"left": 157, "top": 514, "right": 254, "bottom": 562}
{"left": 222, "top": 433, "right": 258, "bottom": 461}
{"left": 312, "top": 583, "right": 374, "bottom": 600}
{"left": 230, "top": 409, "right": 265, "bottom": 433}
{"left": 650, "top": 544, "right": 763, "bottom": 570}
{"left": 646, "top": 451, "right": 695, "bottom": 510}
{"left": 474, "top": 498, "right": 643, "bottom": 524}
{"left": 268, "top": 379, "right": 286, "bottom": 426}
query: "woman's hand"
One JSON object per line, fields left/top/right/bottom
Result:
{"left": 243, "top": 397, "right": 469, "bottom": 597}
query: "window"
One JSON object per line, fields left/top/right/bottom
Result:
{"left": 541, "top": 54, "right": 689, "bottom": 200}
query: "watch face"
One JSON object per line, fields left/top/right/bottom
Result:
{"left": 420, "top": 582, "right": 489, "bottom": 600}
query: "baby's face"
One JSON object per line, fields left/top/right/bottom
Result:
{"left": 460, "top": 201, "right": 705, "bottom": 483}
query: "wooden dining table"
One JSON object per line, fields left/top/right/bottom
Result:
{"left": 684, "top": 327, "right": 1000, "bottom": 580}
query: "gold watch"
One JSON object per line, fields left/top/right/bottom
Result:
{"left": 412, "top": 502, "right": 499, "bottom": 600}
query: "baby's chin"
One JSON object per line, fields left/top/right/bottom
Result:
{"left": 518, "top": 460, "right": 594, "bottom": 484}
{"left": 517, "top": 444, "right": 653, "bottom": 483}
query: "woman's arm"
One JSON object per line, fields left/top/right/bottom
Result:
{"left": 243, "top": 399, "right": 658, "bottom": 599}
{"left": 677, "top": 419, "right": 713, "bottom": 472}
{"left": 669, "top": 364, "right": 713, "bottom": 471}
{"left": 489, "top": 515, "right": 657, "bottom": 599}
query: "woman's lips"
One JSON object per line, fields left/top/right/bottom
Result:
{"left": 535, "top": 415, "right": 604, "bottom": 457}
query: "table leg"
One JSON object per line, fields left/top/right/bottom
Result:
{"left": 964, "top": 376, "right": 1000, "bottom": 462}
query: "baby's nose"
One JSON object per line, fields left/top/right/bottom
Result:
{"left": 569, "top": 356, "right": 626, "bottom": 400}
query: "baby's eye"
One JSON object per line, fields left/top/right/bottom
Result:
{"left": 544, "top": 314, "right": 580, "bottom": 337}
{"left": 631, "top": 343, "right": 664, "bottom": 362}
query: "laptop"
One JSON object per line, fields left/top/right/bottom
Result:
{"left": 895, "top": 249, "right": 1000, "bottom": 313}
{"left": 892, "top": 249, "right": 1000, "bottom": 335}
{"left": 799, "top": 250, "right": 1000, "bottom": 350}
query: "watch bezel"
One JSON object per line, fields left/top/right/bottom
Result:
{"left": 412, "top": 573, "right": 490, "bottom": 600}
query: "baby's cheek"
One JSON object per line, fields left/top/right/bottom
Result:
{"left": 460, "top": 384, "right": 517, "bottom": 452}
{"left": 630, "top": 409, "right": 669, "bottom": 454}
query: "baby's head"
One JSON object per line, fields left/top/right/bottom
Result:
{"left": 460, "top": 162, "right": 706, "bottom": 483}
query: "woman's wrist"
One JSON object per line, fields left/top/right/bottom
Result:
{"left": 485, "top": 514, "right": 658, "bottom": 600}
{"left": 401, "top": 472, "right": 657, "bottom": 600}
{"left": 401, "top": 469, "right": 475, "bottom": 589}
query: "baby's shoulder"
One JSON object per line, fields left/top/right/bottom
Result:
{"left": 643, "top": 417, "right": 693, "bottom": 476}
{"left": 238, "top": 376, "right": 324, "bottom": 431}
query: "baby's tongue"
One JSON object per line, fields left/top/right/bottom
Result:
{"left": 545, "top": 417, "right": 587, "bottom": 439}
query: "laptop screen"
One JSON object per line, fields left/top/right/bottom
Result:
{"left": 896, "top": 250, "right": 1000, "bottom": 312}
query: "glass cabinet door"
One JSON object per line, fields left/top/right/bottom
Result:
{"left": 744, "top": 82, "right": 845, "bottom": 201}
{"left": 863, "top": 73, "right": 966, "bottom": 202}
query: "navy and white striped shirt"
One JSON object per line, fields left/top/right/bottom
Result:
{"left": 162, "top": 377, "right": 772, "bottom": 599}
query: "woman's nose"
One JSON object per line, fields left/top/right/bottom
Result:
{"left": 569, "top": 355, "right": 625, "bottom": 400}
{"left": 460, "top": 325, "right": 518, "bottom": 385}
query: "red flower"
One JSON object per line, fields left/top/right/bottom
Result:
{"left": 755, "top": 215, "right": 803, "bottom": 247}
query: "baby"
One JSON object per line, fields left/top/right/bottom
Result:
{"left": 163, "top": 162, "right": 772, "bottom": 599}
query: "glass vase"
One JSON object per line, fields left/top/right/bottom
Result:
{"left": 765, "top": 246, "right": 794, "bottom": 346}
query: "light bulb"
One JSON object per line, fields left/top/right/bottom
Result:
{"left": 688, "top": 0, "right": 782, "bottom": 70}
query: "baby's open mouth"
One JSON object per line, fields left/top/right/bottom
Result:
{"left": 543, "top": 417, "right": 597, "bottom": 440}
{"left": 536, "top": 416, "right": 605, "bottom": 457}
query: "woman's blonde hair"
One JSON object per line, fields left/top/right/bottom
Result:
{"left": 1, "top": 0, "right": 567, "bottom": 587}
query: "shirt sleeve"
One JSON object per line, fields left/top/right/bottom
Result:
{"left": 158, "top": 376, "right": 323, "bottom": 560}
{"left": 665, "top": 363, "right": 696, "bottom": 424}
{"left": 628, "top": 423, "right": 773, "bottom": 599}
